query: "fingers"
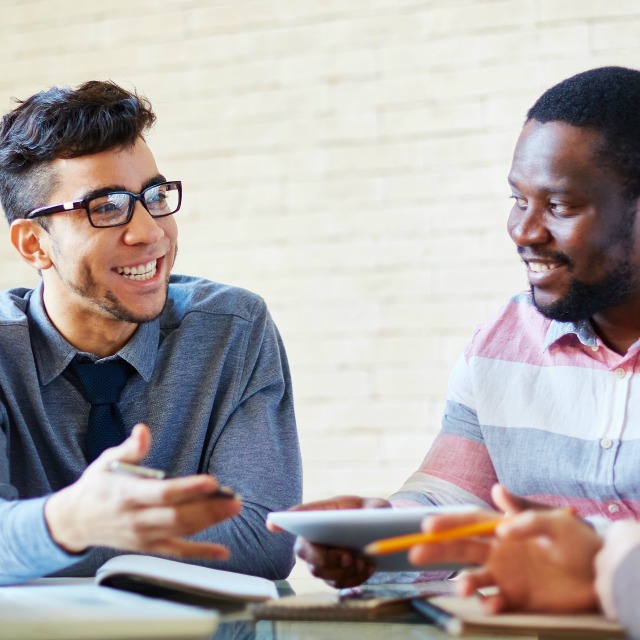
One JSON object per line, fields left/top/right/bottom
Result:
{"left": 128, "top": 497, "right": 242, "bottom": 538}
{"left": 457, "top": 568, "right": 521, "bottom": 615}
{"left": 95, "top": 423, "right": 152, "bottom": 468}
{"left": 93, "top": 493, "right": 240, "bottom": 555}
{"left": 408, "top": 538, "right": 490, "bottom": 567}
{"left": 479, "top": 593, "right": 508, "bottom": 615}
{"left": 491, "top": 484, "right": 549, "bottom": 514}
{"left": 496, "top": 509, "right": 583, "bottom": 540}
{"left": 129, "top": 474, "right": 230, "bottom": 506}
{"left": 295, "top": 538, "right": 375, "bottom": 588}
{"left": 457, "top": 568, "right": 498, "bottom": 596}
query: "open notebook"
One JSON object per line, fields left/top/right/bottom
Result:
{"left": 0, "top": 554, "right": 280, "bottom": 640}
{"left": 95, "top": 554, "right": 278, "bottom": 608}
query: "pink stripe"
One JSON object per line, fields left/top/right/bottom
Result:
{"left": 417, "top": 433, "right": 496, "bottom": 506}
{"left": 465, "top": 297, "right": 614, "bottom": 369}
{"left": 525, "top": 494, "right": 640, "bottom": 520}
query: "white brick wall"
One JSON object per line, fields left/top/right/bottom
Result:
{"left": 0, "top": 0, "right": 638, "bottom": 503}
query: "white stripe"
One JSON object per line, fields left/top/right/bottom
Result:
{"left": 459, "top": 356, "right": 640, "bottom": 441}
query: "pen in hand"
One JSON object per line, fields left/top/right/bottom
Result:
{"left": 108, "top": 461, "right": 239, "bottom": 500}
{"left": 364, "top": 506, "right": 577, "bottom": 555}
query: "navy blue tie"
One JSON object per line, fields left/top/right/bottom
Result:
{"left": 70, "top": 357, "right": 131, "bottom": 462}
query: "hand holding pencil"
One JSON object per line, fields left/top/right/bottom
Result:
{"left": 366, "top": 506, "right": 576, "bottom": 557}
{"left": 381, "top": 485, "right": 599, "bottom": 615}
{"left": 365, "top": 515, "right": 513, "bottom": 555}
{"left": 368, "top": 485, "right": 574, "bottom": 570}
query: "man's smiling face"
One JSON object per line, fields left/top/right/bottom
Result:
{"left": 507, "top": 119, "right": 640, "bottom": 323}
{"left": 37, "top": 138, "right": 178, "bottom": 327}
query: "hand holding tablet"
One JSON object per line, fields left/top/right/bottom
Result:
{"left": 267, "top": 505, "right": 479, "bottom": 573}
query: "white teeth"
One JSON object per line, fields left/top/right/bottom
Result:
{"left": 528, "top": 262, "right": 558, "bottom": 273}
{"left": 116, "top": 260, "right": 157, "bottom": 280}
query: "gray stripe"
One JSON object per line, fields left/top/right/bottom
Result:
{"left": 391, "top": 475, "right": 492, "bottom": 509}
{"left": 441, "top": 400, "right": 484, "bottom": 444}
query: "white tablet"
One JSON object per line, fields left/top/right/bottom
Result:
{"left": 267, "top": 506, "right": 478, "bottom": 572}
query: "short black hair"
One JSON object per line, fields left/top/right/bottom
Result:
{"left": 0, "top": 80, "right": 156, "bottom": 224}
{"left": 527, "top": 66, "right": 640, "bottom": 199}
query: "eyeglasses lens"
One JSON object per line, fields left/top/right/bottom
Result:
{"left": 87, "top": 183, "right": 180, "bottom": 227}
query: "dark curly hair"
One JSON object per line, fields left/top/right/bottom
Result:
{"left": 527, "top": 66, "right": 640, "bottom": 200}
{"left": 0, "top": 80, "right": 156, "bottom": 224}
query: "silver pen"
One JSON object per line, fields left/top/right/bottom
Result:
{"left": 108, "top": 461, "right": 238, "bottom": 500}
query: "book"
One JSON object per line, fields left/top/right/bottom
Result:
{"left": 417, "top": 595, "right": 625, "bottom": 638}
{"left": 250, "top": 580, "right": 456, "bottom": 622}
{"left": 0, "top": 555, "right": 280, "bottom": 639}
{"left": 95, "top": 554, "right": 279, "bottom": 610}
{"left": 0, "top": 580, "right": 219, "bottom": 640}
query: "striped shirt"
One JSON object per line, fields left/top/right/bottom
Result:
{"left": 391, "top": 291, "right": 640, "bottom": 522}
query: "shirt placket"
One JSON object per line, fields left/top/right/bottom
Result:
{"left": 601, "top": 358, "right": 634, "bottom": 518}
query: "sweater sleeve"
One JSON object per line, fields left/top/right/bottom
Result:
{"left": 192, "top": 303, "right": 302, "bottom": 580}
{"left": 0, "top": 420, "right": 85, "bottom": 584}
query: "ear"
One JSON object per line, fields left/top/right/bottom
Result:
{"left": 10, "top": 219, "right": 53, "bottom": 270}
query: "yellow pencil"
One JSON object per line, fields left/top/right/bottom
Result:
{"left": 364, "top": 506, "right": 576, "bottom": 556}
{"left": 364, "top": 518, "right": 504, "bottom": 555}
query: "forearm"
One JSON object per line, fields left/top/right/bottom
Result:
{"left": 390, "top": 400, "right": 497, "bottom": 510}
{"left": 0, "top": 496, "right": 82, "bottom": 584}
{"left": 199, "top": 410, "right": 301, "bottom": 580}
{"left": 390, "top": 472, "right": 494, "bottom": 509}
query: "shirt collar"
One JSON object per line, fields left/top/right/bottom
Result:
{"left": 30, "top": 281, "right": 159, "bottom": 385}
{"left": 543, "top": 317, "right": 598, "bottom": 351}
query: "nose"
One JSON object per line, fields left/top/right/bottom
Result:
{"left": 507, "top": 202, "right": 551, "bottom": 247}
{"left": 122, "top": 200, "right": 164, "bottom": 245}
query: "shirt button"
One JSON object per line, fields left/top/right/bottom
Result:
{"left": 601, "top": 438, "right": 613, "bottom": 449}
{"left": 608, "top": 503, "right": 620, "bottom": 514}
{"left": 615, "top": 368, "right": 626, "bottom": 378}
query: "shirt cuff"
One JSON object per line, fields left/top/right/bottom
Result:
{"left": 0, "top": 496, "right": 89, "bottom": 584}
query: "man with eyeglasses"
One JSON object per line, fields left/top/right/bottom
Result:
{"left": 0, "top": 80, "right": 301, "bottom": 583}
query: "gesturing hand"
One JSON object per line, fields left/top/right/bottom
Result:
{"left": 45, "top": 423, "right": 242, "bottom": 559}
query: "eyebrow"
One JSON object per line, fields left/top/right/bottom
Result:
{"left": 507, "top": 176, "right": 575, "bottom": 196}
{"left": 77, "top": 173, "right": 167, "bottom": 203}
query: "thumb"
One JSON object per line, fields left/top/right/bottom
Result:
{"left": 94, "top": 423, "right": 152, "bottom": 468}
{"left": 491, "top": 483, "right": 551, "bottom": 515}
{"left": 491, "top": 484, "right": 528, "bottom": 515}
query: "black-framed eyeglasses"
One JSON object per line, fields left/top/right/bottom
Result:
{"left": 26, "top": 180, "right": 182, "bottom": 228}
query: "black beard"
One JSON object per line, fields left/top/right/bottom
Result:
{"left": 531, "top": 261, "right": 636, "bottom": 322}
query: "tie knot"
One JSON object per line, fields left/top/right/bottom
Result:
{"left": 70, "top": 357, "right": 130, "bottom": 405}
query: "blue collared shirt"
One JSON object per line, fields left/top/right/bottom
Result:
{"left": 0, "top": 275, "right": 301, "bottom": 584}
